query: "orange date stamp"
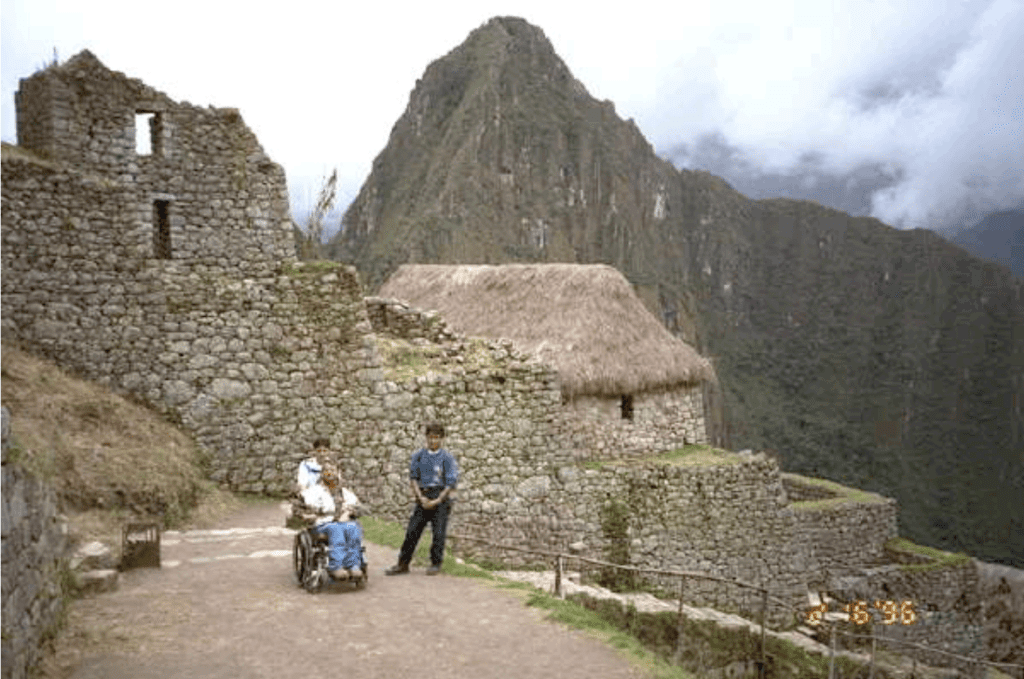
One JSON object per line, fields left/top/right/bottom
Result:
{"left": 806, "top": 600, "right": 918, "bottom": 626}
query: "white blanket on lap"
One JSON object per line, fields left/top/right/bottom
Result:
{"left": 300, "top": 485, "right": 361, "bottom": 524}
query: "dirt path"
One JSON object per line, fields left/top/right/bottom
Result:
{"left": 40, "top": 501, "right": 649, "bottom": 679}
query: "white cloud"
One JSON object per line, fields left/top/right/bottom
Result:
{"left": 2, "top": 0, "right": 1021, "bottom": 233}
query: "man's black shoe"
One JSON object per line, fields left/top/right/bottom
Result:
{"left": 385, "top": 564, "right": 410, "bottom": 576}
{"left": 426, "top": 565, "right": 441, "bottom": 576}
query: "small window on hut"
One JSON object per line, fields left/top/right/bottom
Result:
{"left": 153, "top": 200, "right": 171, "bottom": 259}
{"left": 135, "top": 112, "right": 163, "bottom": 156}
{"left": 620, "top": 394, "right": 634, "bottom": 421}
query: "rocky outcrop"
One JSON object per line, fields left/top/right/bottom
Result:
{"left": 328, "top": 16, "right": 1024, "bottom": 569}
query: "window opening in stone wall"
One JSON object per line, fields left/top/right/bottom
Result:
{"left": 135, "top": 112, "right": 162, "bottom": 156}
{"left": 620, "top": 394, "right": 634, "bottom": 421}
{"left": 153, "top": 200, "right": 171, "bottom": 259}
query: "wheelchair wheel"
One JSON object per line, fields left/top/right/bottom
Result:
{"left": 303, "top": 543, "right": 327, "bottom": 594}
{"left": 356, "top": 551, "right": 369, "bottom": 589}
{"left": 293, "top": 530, "right": 315, "bottom": 588}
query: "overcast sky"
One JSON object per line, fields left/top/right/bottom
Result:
{"left": 2, "top": 0, "right": 1021, "bottom": 237}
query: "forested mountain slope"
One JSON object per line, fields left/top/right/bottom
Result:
{"left": 328, "top": 16, "right": 1024, "bottom": 567}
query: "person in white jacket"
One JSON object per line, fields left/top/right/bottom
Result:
{"left": 291, "top": 438, "right": 360, "bottom": 526}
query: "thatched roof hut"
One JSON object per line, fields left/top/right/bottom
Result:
{"left": 377, "top": 264, "right": 715, "bottom": 397}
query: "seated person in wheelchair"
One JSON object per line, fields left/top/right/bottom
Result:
{"left": 290, "top": 439, "right": 360, "bottom": 527}
{"left": 314, "top": 504, "right": 365, "bottom": 582}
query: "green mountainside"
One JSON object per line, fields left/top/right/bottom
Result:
{"left": 328, "top": 16, "right": 1024, "bottom": 567}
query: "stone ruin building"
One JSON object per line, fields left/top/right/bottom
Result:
{"left": 376, "top": 263, "right": 713, "bottom": 454}
{"left": 1, "top": 51, "right": 987, "bottom": 673}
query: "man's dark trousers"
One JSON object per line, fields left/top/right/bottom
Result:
{"left": 398, "top": 488, "right": 451, "bottom": 567}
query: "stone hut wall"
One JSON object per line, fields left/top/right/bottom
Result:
{"left": 366, "top": 296, "right": 708, "bottom": 464}
{"left": 1, "top": 408, "right": 71, "bottom": 679}
{"left": 563, "top": 386, "right": 707, "bottom": 459}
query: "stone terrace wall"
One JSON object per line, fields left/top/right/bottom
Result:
{"left": 1, "top": 408, "right": 72, "bottom": 679}
{"left": 452, "top": 452, "right": 812, "bottom": 620}
{"left": 783, "top": 473, "right": 899, "bottom": 584}
{"left": 830, "top": 551, "right": 985, "bottom": 676}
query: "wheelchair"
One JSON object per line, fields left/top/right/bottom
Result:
{"left": 292, "top": 524, "right": 368, "bottom": 594}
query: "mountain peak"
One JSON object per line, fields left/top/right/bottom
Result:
{"left": 332, "top": 15, "right": 664, "bottom": 284}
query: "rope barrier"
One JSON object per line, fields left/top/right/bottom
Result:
{"left": 834, "top": 628, "right": 1024, "bottom": 674}
{"left": 447, "top": 530, "right": 1024, "bottom": 678}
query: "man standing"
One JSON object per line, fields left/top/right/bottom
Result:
{"left": 385, "top": 422, "right": 459, "bottom": 576}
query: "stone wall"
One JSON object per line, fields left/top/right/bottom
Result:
{"left": 1, "top": 407, "right": 72, "bottom": 679}
{"left": 829, "top": 546, "right": 985, "bottom": 677}
{"left": 448, "top": 451, "right": 810, "bottom": 621}
{"left": 3, "top": 51, "right": 376, "bottom": 495}
{"left": 563, "top": 386, "right": 707, "bottom": 458}
{"left": 783, "top": 473, "right": 899, "bottom": 583}
{"left": 2, "top": 52, "right": 923, "bottom": 639}
{"left": 0, "top": 159, "right": 380, "bottom": 493}
{"left": 14, "top": 51, "right": 294, "bottom": 272}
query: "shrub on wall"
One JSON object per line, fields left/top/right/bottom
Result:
{"left": 598, "top": 498, "right": 635, "bottom": 591}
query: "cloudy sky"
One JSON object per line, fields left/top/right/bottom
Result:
{"left": 2, "top": 0, "right": 1021, "bottom": 237}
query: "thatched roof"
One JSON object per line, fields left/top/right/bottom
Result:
{"left": 377, "top": 264, "right": 715, "bottom": 396}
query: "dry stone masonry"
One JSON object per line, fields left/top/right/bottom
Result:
{"left": 1, "top": 408, "right": 72, "bottom": 679}
{"left": 0, "top": 51, "right": 983, "bottom": 671}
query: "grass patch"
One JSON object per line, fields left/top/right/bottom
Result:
{"left": 281, "top": 259, "right": 345, "bottom": 276}
{"left": 374, "top": 336, "right": 501, "bottom": 382}
{"left": 786, "top": 473, "right": 890, "bottom": 510}
{"left": 563, "top": 593, "right": 886, "bottom": 679}
{"left": 1, "top": 141, "right": 59, "bottom": 169}
{"left": 647, "top": 444, "right": 744, "bottom": 467}
{"left": 581, "top": 445, "right": 744, "bottom": 472}
{"left": 886, "top": 537, "right": 972, "bottom": 571}
{"left": 524, "top": 592, "right": 696, "bottom": 679}
{"left": 2, "top": 346, "right": 209, "bottom": 526}
{"left": 359, "top": 515, "right": 495, "bottom": 579}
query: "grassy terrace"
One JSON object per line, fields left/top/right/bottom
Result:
{"left": 583, "top": 444, "right": 747, "bottom": 471}
{"left": 885, "top": 537, "right": 972, "bottom": 571}
{"left": 375, "top": 335, "right": 502, "bottom": 382}
{"left": 281, "top": 259, "right": 346, "bottom": 276}
{"left": 782, "top": 472, "right": 891, "bottom": 511}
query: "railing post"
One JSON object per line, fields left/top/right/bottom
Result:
{"left": 760, "top": 587, "right": 767, "bottom": 678}
{"left": 828, "top": 625, "right": 836, "bottom": 679}
{"left": 674, "top": 577, "right": 686, "bottom": 665}
{"left": 555, "top": 555, "right": 563, "bottom": 598}
{"left": 869, "top": 627, "right": 876, "bottom": 679}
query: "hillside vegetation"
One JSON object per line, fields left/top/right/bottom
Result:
{"left": 329, "top": 16, "right": 1024, "bottom": 568}
{"left": 1, "top": 344, "right": 240, "bottom": 546}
